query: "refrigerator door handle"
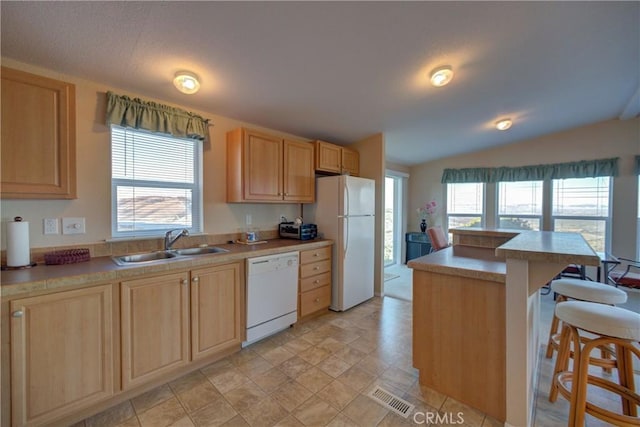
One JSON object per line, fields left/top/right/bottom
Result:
{"left": 345, "top": 182, "right": 350, "bottom": 216}
{"left": 344, "top": 218, "right": 349, "bottom": 260}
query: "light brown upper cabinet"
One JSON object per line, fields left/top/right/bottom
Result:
{"left": 313, "top": 140, "right": 360, "bottom": 176}
{"left": 341, "top": 146, "right": 360, "bottom": 176}
{"left": 227, "top": 128, "right": 315, "bottom": 203}
{"left": 1, "top": 67, "right": 76, "bottom": 199}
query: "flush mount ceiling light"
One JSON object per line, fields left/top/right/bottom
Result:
{"left": 430, "top": 65, "right": 454, "bottom": 87}
{"left": 173, "top": 71, "right": 200, "bottom": 94}
{"left": 495, "top": 118, "right": 513, "bottom": 131}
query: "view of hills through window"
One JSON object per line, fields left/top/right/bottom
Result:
{"left": 447, "top": 178, "right": 610, "bottom": 252}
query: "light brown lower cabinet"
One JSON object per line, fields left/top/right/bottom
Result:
{"left": 191, "top": 263, "right": 244, "bottom": 360}
{"left": 299, "top": 246, "right": 332, "bottom": 318}
{"left": 10, "top": 284, "right": 115, "bottom": 426}
{"left": 6, "top": 260, "right": 246, "bottom": 425}
{"left": 120, "top": 272, "right": 190, "bottom": 390}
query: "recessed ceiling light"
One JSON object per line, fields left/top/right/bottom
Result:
{"left": 430, "top": 66, "right": 454, "bottom": 87}
{"left": 173, "top": 71, "right": 200, "bottom": 94}
{"left": 495, "top": 118, "right": 513, "bottom": 131}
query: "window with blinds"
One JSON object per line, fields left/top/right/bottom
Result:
{"left": 552, "top": 177, "right": 610, "bottom": 252}
{"left": 446, "top": 182, "right": 484, "bottom": 230}
{"left": 111, "top": 125, "right": 202, "bottom": 237}
{"left": 497, "top": 181, "right": 543, "bottom": 230}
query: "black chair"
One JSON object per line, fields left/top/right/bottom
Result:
{"left": 610, "top": 257, "right": 640, "bottom": 289}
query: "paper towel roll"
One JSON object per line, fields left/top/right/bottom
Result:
{"left": 7, "top": 217, "right": 30, "bottom": 267}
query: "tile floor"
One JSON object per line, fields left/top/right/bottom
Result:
{"left": 76, "top": 297, "right": 502, "bottom": 427}
{"left": 383, "top": 264, "right": 412, "bottom": 302}
{"left": 76, "top": 290, "right": 640, "bottom": 427}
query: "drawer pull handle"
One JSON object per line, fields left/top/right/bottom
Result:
{"left": 314, "top": 266, "right": 320, "bottom": 270}
{"left": 314, "top": 280, "right": 320, "bottom": 284}
{"left": 192, "top": 277, "right": 199, "bottom": 283}
{"left": 314, "top": 253, "right": 319, "bottom": 257}
{"left": 181, "top": 279, "right": 188, "bottom": 285}
{"left": 314, "top": 298, "right": 320, "bottom": 303}
{"left": 12, "top": 310, "right": 23, "bottom": 318}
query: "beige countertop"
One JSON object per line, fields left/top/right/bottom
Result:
{"left": 449, "top": 227, "right": 521, "bottom": 238}
{"left": 0, "top": 239, "right": 333, "bottom": 298}
{"left": 407, "top": 245, "right": 506, "bottom": 282}
{"left": 408, "top": 230, "right": 599, "bottom": 283}
{"left": 495, "top": 231, "right": 599, "bottom": 266}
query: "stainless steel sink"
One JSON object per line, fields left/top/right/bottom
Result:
{"left": 173, "top": 246, "right": 229, "bottom": 256}
{"left": 112, "top": 246, "right": 229, "bottom": 266}
{"left": 112, "top": 251, "right": 178, "bottom": 266}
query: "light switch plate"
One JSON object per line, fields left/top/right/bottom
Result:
{"left": 62, "top": 217, "right": 86, "bottom": 235}
{"left": 43, "top": 218, "right": 59, "bottom": 235}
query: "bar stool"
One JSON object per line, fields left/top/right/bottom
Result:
{"left": 549, "top": 301, "right": 640, "bottom": 426}
{"left": 545, "top": 278, "right": 628, "bottom": 359}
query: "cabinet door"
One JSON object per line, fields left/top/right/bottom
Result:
{"left": 191, "top": 262, "right": 243, "bottom": 360}
{"left": 243, "top": 129, "right": 283, "bottom": 201}
{"left": 121, "top": 272, "right": 190, "bottom": 389}
{"left": 283, "top": 139, "right": 315, "bottom": 203}
{"left": 314, "top": 141, "right": 342, "bottom": 174}
{"left": 1, "top": 67, "right": 76, "bottom": 199}
{"left": 341, "top": 147, "right": 360, "bottom": 176}
{"left": 10, "top": 285, "right": 114, "bottom": 426}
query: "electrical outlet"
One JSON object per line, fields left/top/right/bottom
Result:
{"left": 43, "top": 218, "right": 59, "bottom": 235}
{"left": 245, "top": 214, "right": 252, "bottom": 225}
{"left": 62, "top": 217, "right": 86, "bottom": 235}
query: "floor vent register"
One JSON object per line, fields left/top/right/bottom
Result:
{"left": 368, "top": 386, "right": 415, "bottom": 418}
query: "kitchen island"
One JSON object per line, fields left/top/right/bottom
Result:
{"left": 408, "top": 229, "right": 599, "bottom": 426}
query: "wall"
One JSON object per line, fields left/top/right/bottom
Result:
{"left": 409, "top": 118, "right": 640, "bottom": 258}
{"left": 1, "top": 58, "right": 311, "bottom": 250}
{"left": 351, "top": 133, "right": 385, "bottom": 295}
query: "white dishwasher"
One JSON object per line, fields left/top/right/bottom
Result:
{"left": 244, "top": 251, "right": 299, "bottom": 346}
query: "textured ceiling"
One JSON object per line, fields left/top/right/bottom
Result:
{"left": 2, "top": 1, "right": 639, "bottom": 165}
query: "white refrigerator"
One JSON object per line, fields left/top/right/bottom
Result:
{"left": 310, "top": 175, "right": 375, "bottom": 311}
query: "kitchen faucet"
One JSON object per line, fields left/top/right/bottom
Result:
{"left": 164, "top": 228, "right": 189, "bottom": 251}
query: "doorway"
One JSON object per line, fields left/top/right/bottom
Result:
{"left": 384, "top": 175, "right": 401, "bottom": 267}
{"left": 384, "top": 171, "right": 412, "bottom": 300}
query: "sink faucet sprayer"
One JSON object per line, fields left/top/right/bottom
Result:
{"left": 164, "top": 229, "right": 189, "bottom": 250}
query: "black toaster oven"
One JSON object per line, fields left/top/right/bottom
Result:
{"left": 279, "top": 222, "right": 317, "bottom": 240}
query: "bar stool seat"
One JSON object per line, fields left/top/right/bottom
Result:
{"left": 556, "top": 301, "right": 639, "bottom": 340}
{"left": 546, "top": 278, "right": 627, "bottom": 359}
{"left": 552, "top": 278, "right": 628, "bottom": 305}
{"left": 550, "top": 301, "right": 640, "bottom": 426}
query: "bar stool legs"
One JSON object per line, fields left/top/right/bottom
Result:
{"left": 545, "top": 278, "right": 627, "bottom": 361}
{"left": 550, "top": 301, "right": 640, "bottom": 426}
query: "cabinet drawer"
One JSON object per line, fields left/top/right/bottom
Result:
{"left": 300, "top": 271, "right": 331, "bottom": 293}
{"left": 300, "top": 285, "right": 331, "bottom": 317}
{"left": 300, "top": 259, "right": 331, "bottom": 278}
{"left": 300, "top": 246, "right": 331, "bottom": 264}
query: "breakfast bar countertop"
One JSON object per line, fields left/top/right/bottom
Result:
{"left": 495, "top": 230, "right": 600, "bottom": 266}
{"left": 407, "top": 245, "right": 506, "bottom": 282}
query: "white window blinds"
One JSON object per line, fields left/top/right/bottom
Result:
{"left": 111, "top": 125, "right": 202, "bottom": 237}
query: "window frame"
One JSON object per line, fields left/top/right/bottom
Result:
{"left": 110, "top": 125, "right": 203, "bottom": 238}
{"left": 446, "top": 182, "right": 485, "bottom": 231}
{"left": 495, "top": 180, "right": 543, "bottom": 231}
{"left": 550, "top": 176, "right": 612, "bottom": 253}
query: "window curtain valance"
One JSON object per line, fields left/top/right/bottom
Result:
{"left": 636, "top": 155, "right": 640, "bottom": 175}
{"left": 441, "top": 157, "right": 619, "bottom": 184}
{"left": 105, "top": 91, "right": 210, "bottom": 141}
{"left": 440, "top": 167, "right": 492, "bottom": 183}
